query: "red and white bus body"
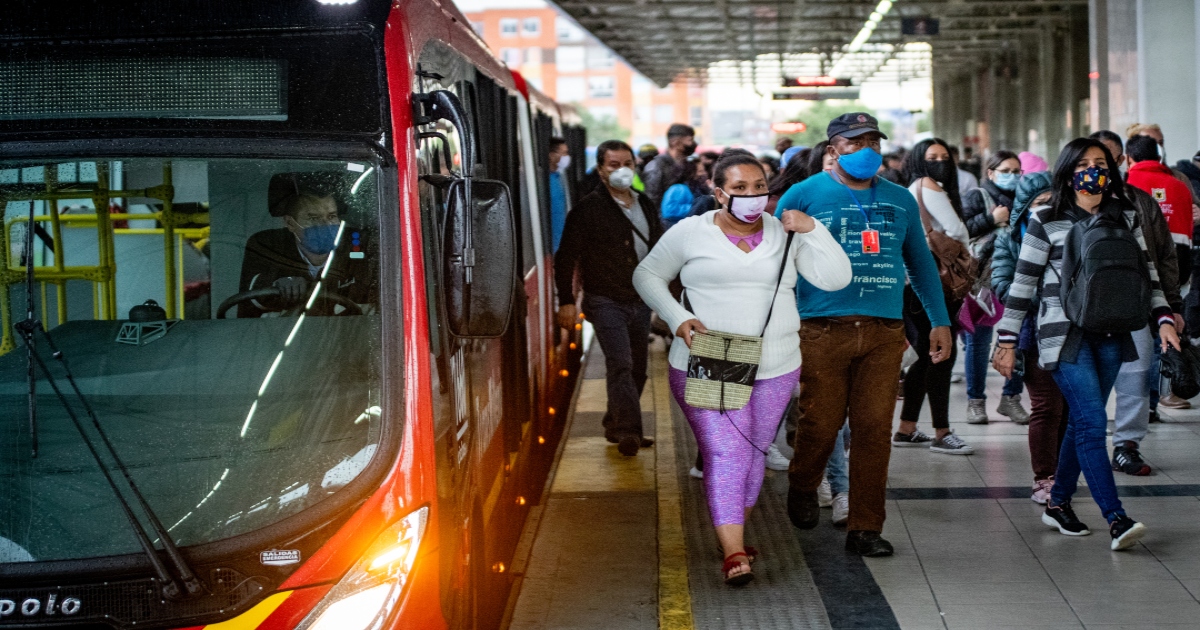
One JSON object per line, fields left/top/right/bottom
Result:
{"left": 0, "top": 0, "right": 583, "bottom": 628}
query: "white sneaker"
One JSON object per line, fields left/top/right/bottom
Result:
{"left": 689, "top": 466, "right": 703, "bottom": 479}
{"left": 817, "top": 477, "right": 833, "bottom": 507}
{"left": 766, "top": 443, "right": 791, "bottom": 471}
{"left": 832, "top": 493, "right": 849, "bottom": 526}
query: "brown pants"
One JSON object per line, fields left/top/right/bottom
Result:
{"left": 1023, "top": 347, "right": 1068, "bottom": 481}
{"left": 789, "top": 316, "right": 907, "bottom": 532}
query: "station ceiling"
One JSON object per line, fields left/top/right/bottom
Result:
{"left": 552, "top": 0, "right": 1086, "bottom": 86}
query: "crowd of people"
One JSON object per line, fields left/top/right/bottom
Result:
{"left": 552, "top": 114, "right": 1200, "bottom": 586}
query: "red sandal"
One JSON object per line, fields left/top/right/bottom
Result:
{"left": 744, "top": 545, "right": 759, "bottom": 564}
{"left": 722, "top": 552, "right": 754, "bottom": 586}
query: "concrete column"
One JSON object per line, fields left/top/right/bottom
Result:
{"left": 1090, "top": 0, "right": 1110, "bottom": 132}
{"left": 1137, "top": 0, "right": 1198, "bottom": 157}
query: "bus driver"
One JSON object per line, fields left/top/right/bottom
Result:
{"left": 237, "top": 184, "right": 371, "bottom": 317}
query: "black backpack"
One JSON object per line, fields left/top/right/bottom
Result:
{"left": 1059, "top": 211, "right": 1151, "bottom": 334}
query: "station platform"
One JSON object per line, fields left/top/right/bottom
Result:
{"left": 504, "top": 335, "right": 1200, "bottom": 630}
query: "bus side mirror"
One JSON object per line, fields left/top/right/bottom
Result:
{"left": 443, "top": 178, "right": 516, "bottom": 338}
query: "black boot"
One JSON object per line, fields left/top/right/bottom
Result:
{"left": 845, "top": 531, "right": 894, "bottom": 557}
{"left": 787, "top": 487, "right": 820, "bottom": 529}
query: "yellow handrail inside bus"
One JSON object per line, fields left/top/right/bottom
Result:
{"left": 0, "top": 161, "right": 208, "bottom": 354}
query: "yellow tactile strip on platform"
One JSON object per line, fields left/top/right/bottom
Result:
{"left": 652, "top": 345, "right": 696, "bottom": 630}
{"left": 549, "top": 436, "right": 656, "bottom": 493}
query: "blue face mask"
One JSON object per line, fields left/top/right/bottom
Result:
{"left": 993, "top": 172, "right": 1019, "bottom": 191}
{"left": 837, "top": 146, "right": 884, "bottom": 180}
{"left": 299, "top": 223, "right": 340, "bottom": 255}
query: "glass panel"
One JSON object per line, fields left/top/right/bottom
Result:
{"left": 0, "top": 156, "right": 385, "bottom": 562}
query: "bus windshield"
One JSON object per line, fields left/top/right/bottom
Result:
{"left": 0, "top": 156, "right": 385, "bottom": 562}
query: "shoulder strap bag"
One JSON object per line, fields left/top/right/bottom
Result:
{"left": 915, "top": 181, "right": 977, "bottom": 301}
{"left": 684, "top": 231, "right": 795, "bottom": 413}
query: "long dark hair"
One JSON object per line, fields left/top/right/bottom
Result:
{"left": 768, "top": 149, "right": 811, "bottom": 197}
{"left": 806, "top": 141, "right": 830, "bottom": 179}
{"left": 1048, "top": 137, "right": 1131, "bottom": 221}
{"left": 905, "top": 138, "right": 963, "bottom": 218}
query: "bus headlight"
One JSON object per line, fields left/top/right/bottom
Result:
{"left": 297, "top": 505, "right": 429, "bottom": 630}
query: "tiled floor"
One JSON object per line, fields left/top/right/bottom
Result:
{"left": 869, "top": 367, "right": 1200, "bottom": 629}
{"left": 509, "top": 331, "right": 1200, "bottom": 630}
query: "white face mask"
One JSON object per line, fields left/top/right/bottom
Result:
{"left": 558, "top": 154, "right": 571, "bottom": 171}
{"left": 607, "top": 166, "right": 634, "bottom": 190}
{"left": 722, "top": 190, "right": 769, "bottom": 223}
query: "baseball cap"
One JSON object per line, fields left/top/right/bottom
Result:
{"left": 826, "top": 112, "right": 888, "bottom": 140}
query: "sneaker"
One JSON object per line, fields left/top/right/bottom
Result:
{"left": 1149, "top": 408, "right": 1161, "bottom": 424}
{"left": 1042, "top": 502, "right": 1091, "bottom": 536}
{"left": 930, "top": 431, "right": 974, "bottom": 455}
{"left": 1112, "top": 441, "right": 1152, "bottom": 476}
{"left": 766, "top": 443, "right": 791, "bottom": 471}
{"left": 951, "top": 373, "right": 964, "bottom": 383}
{"left": 997, "top": 394, "right": 1030, "bottom": 425}
{"left": 966, "top": 399, "right": 988, "bottom": 424}
{"left": 832, "top": 493, "right": 849, "bottom": 526}
{"left": 1159, "top": 392, "right": 1192, "bottom": 409}
{"left": 892, "top": 429, "right": 934, "bottom": 447}
{"left": 1110, "top": 515, "right": 1147, "bottom": 550}
{"left": 817, "top": 477, "right": 833, "bottom": 507}
{"left": 1031, "top": 477, "right": 1054, "bottom": 505}
{"left": 689, "top": 466, "right": 704, "bottom": 479}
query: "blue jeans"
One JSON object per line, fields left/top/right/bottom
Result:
{"left": 963, "top": 326, "right": 1024, "bottom": 400}
{"left": 582, "top": 294, "right": 652, "bottom": 439}
{"left": 826, "top": 421, "right": 850, "bottom": 496}
{"left": 1050, "top": 335, "right": 1127, "bottom": 523}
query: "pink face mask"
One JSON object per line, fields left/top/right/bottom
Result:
{"left": 723, "top": 191, "right": 770, "bottom": 223}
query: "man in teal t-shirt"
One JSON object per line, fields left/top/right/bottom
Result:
{"left": 774, "top": 112, "right": 951, "bottom": 557}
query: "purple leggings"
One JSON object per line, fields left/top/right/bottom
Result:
{"left": 670, "top": 367, "right": 801, "bottom": 527}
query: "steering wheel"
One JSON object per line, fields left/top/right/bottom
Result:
{"left": 216, "top": 287, "right": 363, "bottom": 319}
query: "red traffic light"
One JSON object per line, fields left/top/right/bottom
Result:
{"left": 771, "top": 122, "right": 807, "bottom": 134}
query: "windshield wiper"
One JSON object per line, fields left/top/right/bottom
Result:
{"left": 15, "top": 324, "right": 204, "bottom": 600}
{"left": 14, "top": 201, "right": 202, "bottom": 600}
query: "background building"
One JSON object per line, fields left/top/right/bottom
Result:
{"left": 459, "top": 0, "right": 708, "bottom": 149}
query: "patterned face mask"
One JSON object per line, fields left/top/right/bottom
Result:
{"left": 1072, "top": 166, "right": 1109, "bottom": 195}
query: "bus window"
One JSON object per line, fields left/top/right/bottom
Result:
{"left": 0, "top": 156, "right": 386, "bottom": 561}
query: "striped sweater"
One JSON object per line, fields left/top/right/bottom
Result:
{"left": 996, "top": 206, "right": 1172, "bottom": 370}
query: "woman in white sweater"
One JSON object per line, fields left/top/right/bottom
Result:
{"left": 633, "top": 154, "right": 852, "bottom": 586}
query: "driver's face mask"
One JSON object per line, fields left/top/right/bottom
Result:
{"left": 297, "top": 223, "right": 340, "bottom": 255}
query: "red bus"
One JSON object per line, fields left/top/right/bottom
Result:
{"left": 0, "top": 0, "right": 585, "bottom": 628}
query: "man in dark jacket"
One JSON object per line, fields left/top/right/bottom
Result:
{"left": 642, "top": 123, "right": 696, "bottom": 203}
{"left": 1174, "top": 153, "right": 1200, "bottom": 336}
{"left": 1094, "top": 131, "right": 1184, "bottom": 475}
{"left": 555, "top": 140, "right": 663, "bottom": 456}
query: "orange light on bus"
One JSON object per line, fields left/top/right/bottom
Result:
{"left": 538, "top": 436, "right": 546, "bottom": 444}
{"left": 516, "top": 496, "right": 526, "bottom": 506}
{"left": 493, "top": 562, "right": 506, "bottom": 573}
{"left": 574, "top": 323, "right": 582, "bottom": 331}
{"left": 569, "top": 343, "right": 577, "bottom": 350}
{"left": 578, "top": 312, "right": 585, "bottom": 319}
{"left": 559, "top": 369, "right": 569, "bottom": 377}
{"left": 548, "top": 407, "right": 556, "bottom": 415}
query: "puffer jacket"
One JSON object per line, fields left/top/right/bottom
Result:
{"left": 962, "top": 178, "right": 1015, "bottom": 239}
{"left": 991, "top": 172, "right": 1051, "bottom": 302}
{"left": 963, "top": 178, "right": 1016, "bottom": 276}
